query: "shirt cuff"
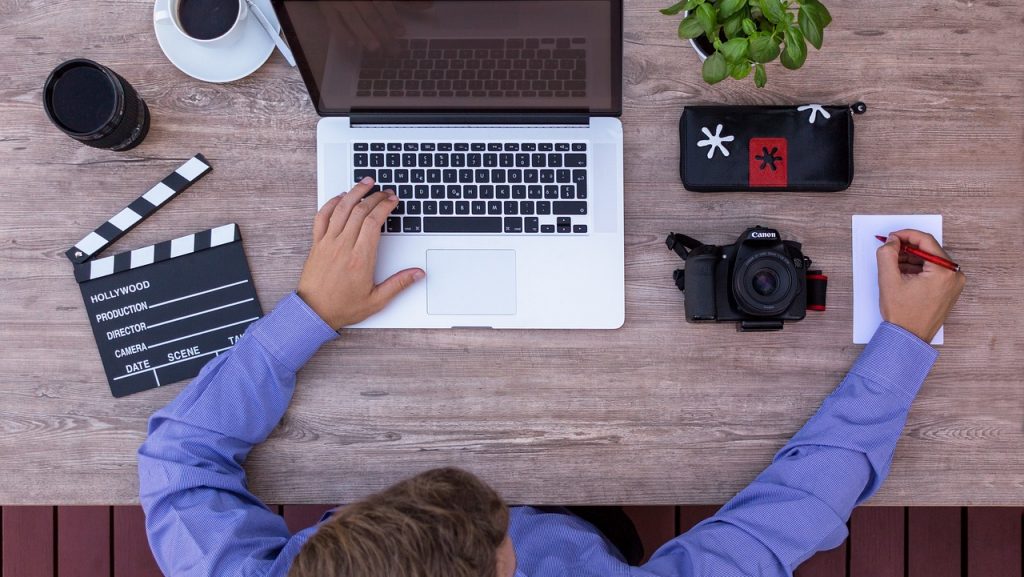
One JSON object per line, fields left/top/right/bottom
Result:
{"left": 252, "top": 292, "right": 338, "bottom": 372}
{"left": 849, "top": 321, "right": 939, "bottom": 404}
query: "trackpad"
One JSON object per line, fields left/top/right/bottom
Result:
{"left": 426, "top": 250, "right": 516, "bottom": 315}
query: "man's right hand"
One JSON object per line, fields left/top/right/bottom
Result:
{"left": 876, "top": 229, "right": 966, "bottom": 343}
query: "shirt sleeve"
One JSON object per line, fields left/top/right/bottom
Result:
{"left": 138, "top": 292, "right": 338, "bottom": 577}
{"left": 639, "top": 322, "right": 939, "bottom": 577}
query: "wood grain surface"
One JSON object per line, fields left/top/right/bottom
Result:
{"left": 0, "top": 0, "right": 1021, "bottom": 506}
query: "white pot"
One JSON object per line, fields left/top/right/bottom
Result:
{"left": 683, "top": 10, "right": 712, "bottom": 62}
{"left": 690, "top": 37, "right": 711, "bottom": 62}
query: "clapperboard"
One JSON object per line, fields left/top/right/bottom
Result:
{"left": 68, "top": 154, "right": 263, "bottom": 397}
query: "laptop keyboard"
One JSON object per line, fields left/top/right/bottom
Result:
{"left": 356, "top": 37, "right": 587, "bottom": 99}
{"left": 352, "top": 141, "right": 590, "bottom": 235}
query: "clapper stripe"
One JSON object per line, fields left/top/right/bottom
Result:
{"left": 193, "top": 228, "right": 212, "bottom": 252}
{"left": 177, "top": 156, "right": 210, "bottom": 180}
{"left": 76, "top": 232, "right": 108, "bottom": 257}
{"left": 142, "top": 182, "right": 177, "bottom": 206}
{"left": 170, "top": 235, "right": 195, "bottom": 258}
{"left": 74, "top": 224, "right": 240, "bottom": 282}
{"left": 66, "top": 154, "right": 211, "bottom": 264}
{"left": 90, "top": 256, "right": 115, "bottom": 279}
{"left": 113, "top": 251, "right": 132, "bottom": 275}
{"left": 131, "top": 245, "right": 155, "bottom": 268}
{"left": 109, "top": 207, "right": 142, "bottom": 231}
{"left": 210, "top": 224, "right": 235, "bottom": 247}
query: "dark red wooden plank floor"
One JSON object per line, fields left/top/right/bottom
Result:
{"left": 1, "top": 505, "right": 1020, "bottom": 576}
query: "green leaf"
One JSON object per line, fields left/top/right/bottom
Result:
{"left": 678, "top": 14, "right": 705, "bottom": 39}
{"left": 720, "top": 37, "right": 750, "bottom": 62}
{"left": 798, "top": 7, "right": 823, "bottom": 49}
{"left": 702, "top": 52, "right": 729, "bottom": 84}
{"left": 742, "top": 17, "right": 758, "bottom": 35}
{"left": 729, "top": 61, "right": 752, "bottom": 79}
{"left": 696, "top": 3, "right": 718, "bottom": 39}
{"left": 757, "top": 0, "right": 786, "bottom": 24}
{"left": 754, "top": 63, "right": 767, "bottom": 87}
{"left": 749, "top": 34, "right": 781, "bottom": 62}
{"left": 781, "top": 26, "right": 807, "bottom": 69}
{"left": 719, "top": 0, "right": 747, "bottom": 19}
{"left": 723, "top": 12, "right": 745, "bottom": 38}
{"left": 802, "top": 0, "right": 832, "bottom": 28}
{"left": 660, "top": 0, "right": 702, "bottom": 15}
{"left": 660, "top": 0, "right": 686, "bottom": 15}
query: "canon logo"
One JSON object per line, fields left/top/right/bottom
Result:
{"left": 750, "top": 231, "right": 777, "bottom": 238}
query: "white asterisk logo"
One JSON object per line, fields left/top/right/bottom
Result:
{"left": 696, "top": 124, "right": 734, "bottom": 159}
{"left": 797, "top": 104, "right": 831, "bottom": 124}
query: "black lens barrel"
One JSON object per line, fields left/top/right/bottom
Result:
{"left": 43, "top": 59, "right": 150, "bottom": 151}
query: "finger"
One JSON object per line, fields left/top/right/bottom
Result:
{"left": 327, "top": 6, "right": 358, "bottom": 49}
{"left": 889, "top": 229, "right": 951, "bottom": 259}
{"left": 356, "top": 191, "right": 399, "bottom": 254}
{"left": 920, "top": 258, "right": 960, "bottom": 276}
{"left": 377, "top": 2, "right": 405, "bottom": 34}
{"left": 876, "top": 234, "right": 903, "bottom": 287}
{"left": 339, "top": 190, "right": 391, "bottom": 247}
{"left": 371, "top": 267, "right": 426, "bottom": 309}
{"left": 897, "top": 251, "right": 925, "bottom": 266}
{"left": 313, "top": 195, "right": 344, "bottom": 242}
{"left": 356, "top": 2, "right": 393, "bottom": 50}
{"left": 899, "top": 262, "right": 924, "bottom": 275}
{"left": 329, "top": 178, "right": 376, "bottom": 237}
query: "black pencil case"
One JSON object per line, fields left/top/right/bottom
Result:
{"left": 679, "top": 103, "right": 866, "bottom": 192}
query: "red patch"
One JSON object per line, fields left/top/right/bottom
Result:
{"left": 749, "top": 138, "right": 788, "bottom": 187}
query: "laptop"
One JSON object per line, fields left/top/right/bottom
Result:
{"left": 273, "top": 0, "right": 624, "bottom": 328}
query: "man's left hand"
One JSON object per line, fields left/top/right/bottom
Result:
{"left": 297, "top": 178, "right": 424, "bottom": 330}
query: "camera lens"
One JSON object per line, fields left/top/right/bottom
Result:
{"left": 751, "top": 269, "right": 778, "bottom": 296}
{"left": 732, "top": 251, "right": 798, "bottom": 317}
{"left": 43, "top": 59, "right": 150, "bottom": 151}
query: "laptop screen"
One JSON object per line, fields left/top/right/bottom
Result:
{"left": 274, "top": 0, "right": 622, "bottom": 116}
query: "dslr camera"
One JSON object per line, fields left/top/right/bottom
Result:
{"left": 666, "top": 226, "right": 827, "bottom": 331}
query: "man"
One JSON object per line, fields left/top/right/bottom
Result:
{"left": 139, "top": 178, "right": 966, "bottom": 577}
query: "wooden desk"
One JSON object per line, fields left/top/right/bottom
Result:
{"left": 1, "top": 0, "right": 1021, "bottom": 506}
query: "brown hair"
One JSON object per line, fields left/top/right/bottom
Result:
{"left": 288, "top": 467, "right": 509, "bottom": 577}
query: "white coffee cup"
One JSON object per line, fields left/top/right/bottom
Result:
{"left": 155, "top": 0, "right": 249, "bottom": 48}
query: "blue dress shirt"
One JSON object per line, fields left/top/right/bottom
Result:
{"left": 139, "top": 292, "right": 938, "bottom": 577}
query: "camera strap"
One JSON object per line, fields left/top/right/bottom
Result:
{"left": 665, "top": 232, "right": 828, "bottom": 312}
{"left": 665, "top": 233, "right": 703, "bottom": 261}
{"left": 665, "top": 233, "right": 704, "bottom": 292}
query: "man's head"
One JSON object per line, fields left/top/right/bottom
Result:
{"left": 288, "top": 467, "right": 515, "bottom": 577}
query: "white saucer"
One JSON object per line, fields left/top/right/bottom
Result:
{"left": 153, "top": 0, "right": 281, "bottom": 83}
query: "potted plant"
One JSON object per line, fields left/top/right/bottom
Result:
{"left": 661, "top": 0, "right": 832, "bottom": 87}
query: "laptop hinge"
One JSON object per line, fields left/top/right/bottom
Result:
{"left": 349, "top": 112, "right": 590, "bottom": 126}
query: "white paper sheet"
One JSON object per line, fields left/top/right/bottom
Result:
{"left": 851, "top": 215, "right": 944, "bottom": 345}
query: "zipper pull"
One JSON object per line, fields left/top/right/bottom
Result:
{"left": 851, "top": 101, "right": 867, "bottom": 114}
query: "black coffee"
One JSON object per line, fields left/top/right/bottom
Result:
{"left": 178, "top": 0, "right": 240, "bottom": 40}
{"left": 52, "top": 65, "right": 116, "bottom": 134}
